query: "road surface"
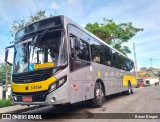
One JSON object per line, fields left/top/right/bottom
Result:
{"left": 1, "top": 85, "right": 160, "bottom": 122}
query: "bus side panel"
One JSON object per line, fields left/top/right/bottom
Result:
{"left": 130, "top": 76, "right": 137, "bottom": 86}
{"left": 68, "top": 66, "right": 94, "bottom": 104}
{"left": 117, "top": 69, "right": 127, "bottom": 93}
{"left": 91, "top": 63, "right": 118, "bottom": 96}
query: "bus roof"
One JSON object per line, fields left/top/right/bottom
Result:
{"left": 16, "top": 15, "right": 132, "bottom": 61}
{"left": 63, "top": 15, "right": 132, "bottom": 61}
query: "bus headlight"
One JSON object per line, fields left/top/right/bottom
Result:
{"left": 50, "top": 83, "right": 57, "bottom": 92}
{"left": 49, "top": 76, "right": 67, "bottom": 93}
{"left": 58, "top": 77, "right": 66, "bottom": 86}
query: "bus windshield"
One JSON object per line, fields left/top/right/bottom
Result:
{"left": 13, "top": 30, "right": 67, "bottom": 73}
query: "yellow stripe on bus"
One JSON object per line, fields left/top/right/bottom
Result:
{"left": 123, "top": 75, "right": 137, "bottom": 86}
{"left": 11, "top": 76, "right": 56, "bottom": 93}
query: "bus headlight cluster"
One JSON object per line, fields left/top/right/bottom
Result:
{"left": 49, "top": 76, "right": 67, "bottom": 93}
{"left": 50, "top": 83, "right": 57, "bottom": 92}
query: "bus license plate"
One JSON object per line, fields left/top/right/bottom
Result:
{"left": 22, "top": 96, "right": 32, "bottom": 102}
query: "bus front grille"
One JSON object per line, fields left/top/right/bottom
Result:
{"left": 12, "top": 69, "right": 53, "bottom": 83}
{"left": 12, "top": 91, "right": 48, "bottom": 102}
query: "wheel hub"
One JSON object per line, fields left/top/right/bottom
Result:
{"left": 96, "top": 85, "right": 104, "bottom": 102}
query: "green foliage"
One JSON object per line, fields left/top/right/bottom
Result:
{"left": 10, "top": 10, "right": 50, "bottom": 44}
{"left": 85, "top": 19, "right": 143, "bottom": 55}
{"left": 146, "top": 72, "right": 155, "bottom": 77}
{"left": 0, "top": 99, "right": 12, "bottom": 108}
{"left": 140, "top": 67, "right": 148, "bottom": 71}
{"left": 0, "top": 63, "right": 11, "bottom": 84}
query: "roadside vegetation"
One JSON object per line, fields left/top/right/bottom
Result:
{"left": 0, "top": 99, "right": 12, "bottom": 108}
{"left": 0, "top": 63, "right": 11, "bottom": 84}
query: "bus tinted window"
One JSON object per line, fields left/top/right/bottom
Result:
{"left": 112, "top": 50, "right": 118, "bottom": 68}
{"left": 124, "top": 59, "right": 134, "bottom": 71}
{"left": 78, "top": 39, "right": 90, "bottom": 61}
{"left": 128, "top": 60, "right": 134, "bottom": 71}
{"left": 103, "top": 45, "right": 112, "bottom": 66}
{"left": 70, "top": 34, "right": 90, "bottom": 61}
{"left": 117, "top": 54, "right": 125, "bottom": 70}
{"left": 91, "top": 41, "right": 104, "bottom": 64}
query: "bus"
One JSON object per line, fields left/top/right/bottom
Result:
{"left": 5, "top": 15, "right": 136, "bottom": 107}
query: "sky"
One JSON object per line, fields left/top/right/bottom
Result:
{"left": 0, "top": 0, "right": 160, "bottom": 69}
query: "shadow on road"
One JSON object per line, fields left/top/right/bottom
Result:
{"left": 22, "top": 92, "right": 137, "bottom": 119}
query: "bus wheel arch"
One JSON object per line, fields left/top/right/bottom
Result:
{"left": 90, "top": 79, "right": 105, "bottom": 107}
{"left": 97, "top": 79, "right": 106, "bottom": 96}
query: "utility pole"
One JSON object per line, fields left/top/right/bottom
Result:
{"left": 133, "top": 43, "right": 138, "bottom": 77}
{"left": 150, "top": 58, "right": 152, "bottom": 67}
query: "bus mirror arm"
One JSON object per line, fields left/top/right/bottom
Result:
{"left": 5, "top": 45, "right": 14, "bottom": 66}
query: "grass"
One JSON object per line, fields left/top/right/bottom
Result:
{"left": 0, "top": 99, "right": 12, "bottom": 108}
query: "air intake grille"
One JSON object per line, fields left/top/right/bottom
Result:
{"left": 12, "top": 69, "right": 53, "bottom": 83}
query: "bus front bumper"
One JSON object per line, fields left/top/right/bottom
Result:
{"left": 10, "top": 83, "right": 69, "bottom": 105}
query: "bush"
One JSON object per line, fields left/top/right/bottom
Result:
{"left": 0, "top": 99, "right": 12, "bottom": 108}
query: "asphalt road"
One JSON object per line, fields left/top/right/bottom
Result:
{"left": 1, "top": 85, "right": 160, "bottom": 122}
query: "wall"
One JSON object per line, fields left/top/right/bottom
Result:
{"left": 145, "top": 78, "right": 159, "bottom": 85}
{"left": 0, "top": 83, "right": 3, "bottom": 99}
{"left": 6, "top": 84, "right": 11, "bottom": 99}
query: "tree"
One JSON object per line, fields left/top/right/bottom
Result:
{"left": 0, "top": 63, "right": 11, "bottom": 84}
{"left": 10, "top": 10, "right": 50, "bottom": 43}
{"left": 85, "top": 19, "right": 143, "bottom": 55}
{"left": 140, "top": 67, "right": 148, "bottom": 71}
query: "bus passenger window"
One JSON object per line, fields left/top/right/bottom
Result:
{"left": 70, "top": 34, "right": 90, "bottom": 61}
{"left": 90, "top": 41, "right": 104, "bottom": 64}
{"left": 93, "top": 54, "right": 100, "bottom": 63}
{"left": 77, "top": 40, "right": 90, "bottom": 61}
{"left": 103, "top": 45, "right": 112, "bottom": 66}
{"left": 117, "top": 54, "right": 125, "bottom": 70}
{"left": 106, "top": 61, "right": 111, "bottom": 66}
{"left": 111, "top": 50, "right": 118, "bottom": 68}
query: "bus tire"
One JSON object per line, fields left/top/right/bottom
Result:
{"left": 128, "top": 82, "right": 133, "bottom": 95}
{"left": 124, "top": 82, "right": 133, "bottom": 95}
{"left": 90, "top": 81, "right": 105, "bottom": 108}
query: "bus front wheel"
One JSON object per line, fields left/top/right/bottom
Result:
{"left": 90, "top": 81, "right": 105, "bottom": 107}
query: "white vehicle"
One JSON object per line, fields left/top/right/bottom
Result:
{"left": 5, "top": 15, "right": 136, "bottom": 107}
{"left": 145, "top": 77, "right": 159, "bottom": 86}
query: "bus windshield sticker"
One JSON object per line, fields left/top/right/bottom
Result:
{"left": 34, "top": 62, "right": 54, "bottom": 69}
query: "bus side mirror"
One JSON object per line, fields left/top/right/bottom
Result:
{"left": 74, "top": 37, "right": 80, "bottom": 50}
{"left": 5, "top": 49, "right": 9, "bottom": 62}
{"left": 5, "top": 45, "right": 14, "bottom": 66}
